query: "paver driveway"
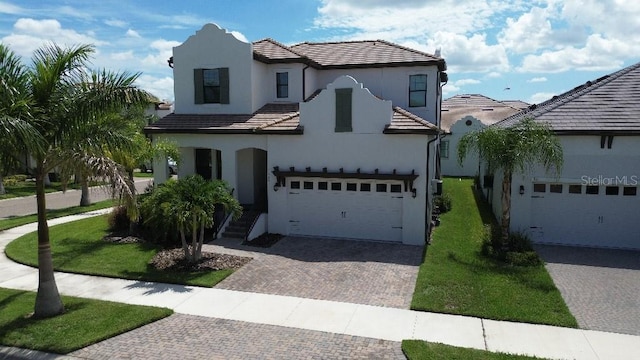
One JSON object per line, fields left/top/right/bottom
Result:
{"left": 535, "top": 244, "right": 640, "bottom": 336}
{"left": 207, "top": 236, "right": 424, "bottom": 309}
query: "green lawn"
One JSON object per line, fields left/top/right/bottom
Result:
{"left": 0, "top": 287, "right": 172, "bottom": 354}
{"left": 0, "top": 199, "right": 116, "bottom": 231}
{"left": 402, "top": 340, "right": 545, "bottom": 360}
{"left": 411, "top": 178, "right": 577, "bottom": 327}
{"left": 5, "top": 215, "right": 235, "bottom": 287}
{"left": 0, "top": 180, "right": 80, "bottom": 200}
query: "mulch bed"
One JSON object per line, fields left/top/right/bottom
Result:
{"left": 149, "top": 248, "right": 252, "bottom": 272}
{"left": 242, "top": 233, "right": 283, "bottom": 248}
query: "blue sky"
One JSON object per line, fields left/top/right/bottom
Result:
{"left": 1, "top": 0, "right": 639, "bottom": 105}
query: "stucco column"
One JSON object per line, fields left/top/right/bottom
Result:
{"left": 221, "top": 150, "right": 238, "bottom": 199}
{"left": 178, "top": 147, "right": 195, "bottom": 178}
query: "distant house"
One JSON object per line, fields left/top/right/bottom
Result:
{"left": 485, "top": 62, "right": 640, "bottom": 250}
{"left": 440, "top": 94, "right": 527, "bottom": 177}
{"left": 145, "top": 24, "right": 448, "bottom": 245}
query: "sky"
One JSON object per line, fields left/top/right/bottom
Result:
{"left": 1, "top": 0, "right": 639, "bottom": 105}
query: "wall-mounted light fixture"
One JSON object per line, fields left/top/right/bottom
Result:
{"left": 411, "top": 188, "right": 417, "bottom": 198}
{"left": 519, "top": 185, "right": 525, "bottom": 195}
{"left": 273, "top": 182, "right": 281, "bottom": 192}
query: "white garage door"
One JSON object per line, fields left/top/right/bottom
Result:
{"left": 529, "top": 182, "right": 640, "bottom": 249}
{"left": 287, "top": 178, "right": 404, "bottom": 242}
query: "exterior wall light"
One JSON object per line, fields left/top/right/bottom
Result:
{"left": 273, "top": 182, "right": 281, "bottom": 192}
{"left": 411, "top": 188, "right": 417, "bottom": 198}
{"left": 519, "top": 185, "right": 525, "bottom": 195}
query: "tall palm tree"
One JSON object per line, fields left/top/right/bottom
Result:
{"left": 458, "top": 118, "right": 563, "bottom": 246}
{"left": 6, "top": 43, "right": 150, "bottom": 318}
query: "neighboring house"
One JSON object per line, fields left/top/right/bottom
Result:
{"left": 145, "top": 23, "right": 448, "bottom": 245}
{"left": 484, "top": 62, "right": 640, "bottom": 250}
{"left": 440, "top": 94, "right": 526, "bottom": 177}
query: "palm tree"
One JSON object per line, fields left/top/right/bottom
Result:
{"left": 458, "top": 118, "right": 563, "bottom": 246}
{"left": 3, "top": 43, "right": 150, "bottom": 318}
{"left": 141, "top": 175, "right": 242, "bottom": 262}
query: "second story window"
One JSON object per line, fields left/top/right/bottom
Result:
{"left": 335, "top": 88, "right": 353, "bottom": 132}
{"left": 194, "top": 68, "right": 229, "bottom": 104}
{"left": 409, "top": 74, "right": 427, "bottom": 107}
{"left": 440, "top": 140, "right": 449, "bottom": 159}
{"left": 276, "top": 72, "right": 288, "bottom": 98}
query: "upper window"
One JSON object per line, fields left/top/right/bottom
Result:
{"left": 335, "top": 88, "right": 353, "bottom": 132}
{"left": 409, "top": 74, "right": 427, "bottom": 107}
{"left": 440, "top": 140, "right": 449, "bottom": 159}
{"left": 194, "top": 68, "right": 229, "bottom": 104}
{"left": 276, "top": 72, "right": 289, "bottom": 98}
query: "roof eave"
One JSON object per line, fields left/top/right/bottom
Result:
{"left": 383, "top": 128, "right": 440, "bottom": 135}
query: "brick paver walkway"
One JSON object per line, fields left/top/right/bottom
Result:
{"left": 70, "top": 314, "right": 405, "bottom": 360}
{"left": 536, "top": 244, "right": 640, "bottom": 336}
{"left": 211, "top": 236, "right": 423, "bottom": 308}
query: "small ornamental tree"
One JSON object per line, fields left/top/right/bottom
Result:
{"left": 458, "top": 118, "right": 563, "bottom": 248}
{"left": 141, "top": 175, "right": 242, "bottom": 262}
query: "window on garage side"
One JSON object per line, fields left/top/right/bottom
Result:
{"left": 331, "top": 182, "right": 342, "bottom": 191}
{"left": 194, "top": 68, "right": 230, "bottom": 104}
{"left": 605, "top": 186, "right": 619, "bottom": 195}
{"left": 376, "top": 184, "right": 387, "bottom": 192}
{"left": 409, "top": 74, "right": 427, "bottom": 107}
{"left": 390, "top": 184, "right": 402, "bottom": 193}
{"left": 549, "top": 184, "right": 563, "bottom": 193}
{"left": 440, "top": 140, "right": 449, "bottom": 159}
{"left": 303, "top": 181, "right": 313, "bottom": 190}
{"left": 360, "top": 183, "right": 371, "bottom": 192}
{"left": 533, "top": 183, "right": 546, "bottom": 192}
{"left": 318, "top": 181, "right": 328, "bottom": 190}
{"left": 291, "top": 180, "right": 300, "bottom": 189}
{"left": 335, "top": 88, "right": 353, "bottom": 132}
{"left": 586, "top": 185, "right": 599, "bottom": 194}
{"left": 623, "top": 186, "right": 637, "bottom": 196}
{"left": 569, "top": 185, "right": 582, "bottom": 194}
{"left": 346, "top": 183, "right": 357, "bottom": 191}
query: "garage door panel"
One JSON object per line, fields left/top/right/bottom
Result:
{"left": 287, "top": 178, "right": 404, "bottom": 242}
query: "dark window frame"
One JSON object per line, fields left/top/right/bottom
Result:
{"left": 533, "top": 183, "right": 546, "bottom": 193}
{"left": 335, "top": 88, "right": 353, "bottom": 132}
{"left": 586, "top": 185, "right": 599, "bottom": 195}
{"left": 623, "top": 186, "right": 637, "bottom": 196}
{"left": 194, "top": 68, "right": 230, "bottom": 104}
{"left": 569, "top": 185, "right": 582, "bottom": 194}
{"left": 276, "top": 72, "right": 288, "bottom": 98}
{"left": 549, "top": 184, "right": 563, "bottom": 193}
{"left": 303, "top": 181, "right": 314, "bottom": 190}
{"left": 409, "top": 74, "right": 427, "bottom": 107}
{"left": 440, "top": 140, "right": 449, "bottom": 159}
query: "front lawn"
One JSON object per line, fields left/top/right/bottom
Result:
{"left": 411, "top": 178, "right": 577, "bottom": 327}
{"left": 402, "top": 340, "right": 544, "bottom": 360}
{"left": 5, "top": 215, "right": 235, "bottom": 287}
{"left": 0, "top": 199, "right": 115, "bottom": 231}
{"left": 0, "top": 177, "right": 84, "bottom": 200}
{"left": 0, "top": 287, "right": 172, "bottom": 354}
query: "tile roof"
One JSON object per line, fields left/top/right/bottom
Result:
{"left": 440, "top": 94, "right": 525, "bottom": 132}
{"left": 145, "top": 103, "right": 437, "bottom": 135}
{"left": 252, "top": 39, "right": 445, "bottom": 70}
{"left": 495, "top": 61, "right": 640, "bottom": 134}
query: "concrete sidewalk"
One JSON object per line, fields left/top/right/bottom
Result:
{"left": 1, "top": 211, "right": 639, "bottom": 359}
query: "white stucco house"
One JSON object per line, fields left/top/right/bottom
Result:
{"left": 440, "top": 94, "right": 527, "bottom": 177}
{"left": 483, "top": 62, "right": 640, "bottom": 250}
{"left": 145, "top": 24, "right": 448, "bottom": 246}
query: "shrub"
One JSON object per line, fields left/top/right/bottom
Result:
{"left": 3, "top": 177, "right": 19, "bottom": 187}
{"left": 481, "top": 226, "right": 541, "bottom": 266}
{"left": 434, "top": 192, "right": 453, "bottom": 213}
{"left": 107, "top": 205, "right": 131, "bottom": 232}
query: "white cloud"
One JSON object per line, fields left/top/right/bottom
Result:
{"left": 518, "top": 34, "right": 632, "bottom": 73}
{"left": 485, "top": 72, "right": 502, "bottom": 78}
{"left": 126, "top": 29, "right": 141, "bottom": 38}
{"left": 2, "top": 18, "right": 103, "bottom": 58}
{"left": 135, "top": 74, "right": 174, "bottom": 102}
{"left": 426, "top": 31, "right": 509, "bottom": 73}
{"left": 105, "top": 19, "right": 127, "bottom": 28}
{"left": 498, "top": 5, "right": 555, "bottom": 54}
{"left": 529, "top": 92, "right": 557, "bottom": 104}
{"left": 110, "top": 50, "right": 135, "bottom": 61}
{"left": 141, "top": 39, "right": 181, "bottom": 69}
{"left": 455, "top": 78, "right": 481, "bottom": 86}
{"left": 442, "top": 82, "right": 461, "bottom": 96}
{"left": 0, "top": 1, "right": 23, "bottom": 14}
{"left": 528, "top": 77, "right": 547, "bottom": 83}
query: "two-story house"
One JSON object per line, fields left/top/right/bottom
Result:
{"left": 145, "top": 23, "right": 447, "bottom": 246}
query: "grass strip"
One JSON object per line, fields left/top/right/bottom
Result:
{"left": 5, "top": 215, "right": 234, "bottom": 287}
{"left": 402, "top": 340, "right": 545, "bottom": 360}
{"left": 0, "top": 199, "right": 116, "bottom": 231}
{"left": 411, "top": 178, "right": 577, "bottom": 327}
{"left": 0, "top": 287, "right": 172, "bottom": 354}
